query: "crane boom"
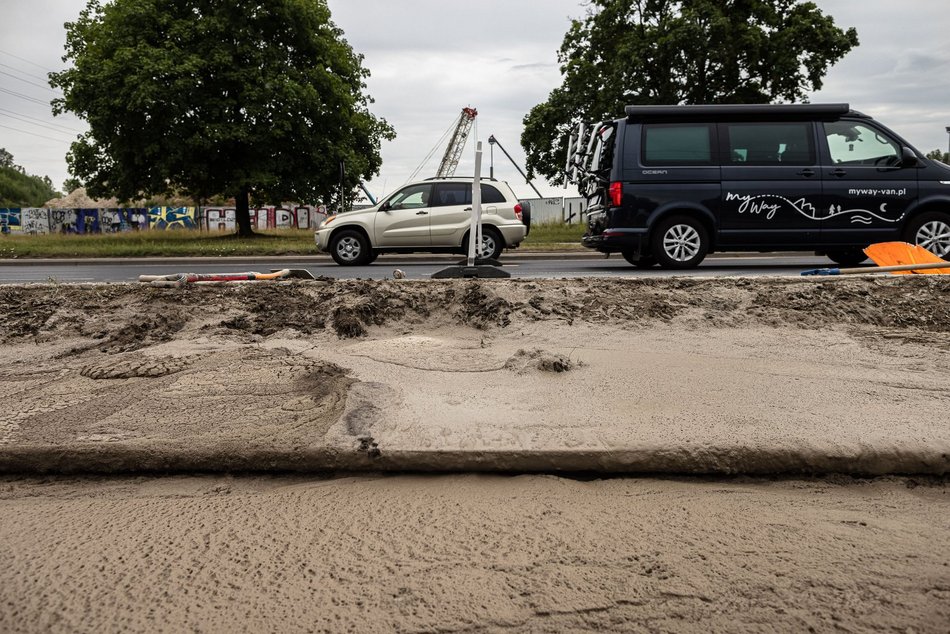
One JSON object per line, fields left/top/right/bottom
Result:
{"left": 436, "top": 107, "right": 477, "bottom": 177}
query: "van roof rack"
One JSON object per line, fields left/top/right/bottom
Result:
{"left": 624, "top": 103, "right": 861, "bottom": 120}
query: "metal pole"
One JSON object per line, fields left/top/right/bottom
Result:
{"left": 468, "top": 141, "right": 483, "bottom": 267}
{"left": 487, "top": 135, "right": 542, "bottom": 198}
{"left": 945, "top": 126, "right": 950, "bottom": 160}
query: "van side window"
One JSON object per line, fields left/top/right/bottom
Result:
{"left": 724, "top": 123, "right": 814, "bottom": 165}
{"left": 824, "top": 121, "right": 900, "bottom": 166}
{"left": 642, "top": 124, "right": 714, "bottom": 165}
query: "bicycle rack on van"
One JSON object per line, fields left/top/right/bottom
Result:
{"left": 564, "top": 120, "right": 616, "bottom": 203}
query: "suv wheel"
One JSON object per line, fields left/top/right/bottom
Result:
{"left": 651, "top": 215, "right": 708, "bottom": 269}
{"left": 905, "top": 212, "right": 950, "bottom": 259}
{"left": 826, "top": 248, "right": 868, "bottom": 267}
{"left": 329, "top": 229, "right": 371, "bottom": 266}
{"left": 466, "top": 227, "right": 504, "bottom": 260}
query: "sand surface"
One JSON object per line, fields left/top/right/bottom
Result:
{"left": 0, "top": 474, "right": 947, "bottom": 633}
{"left": 1, "top": 277, "right": 949, "bottom": 632}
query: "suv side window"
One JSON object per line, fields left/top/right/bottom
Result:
{"left": 430, "top": 183, "right": 506, "bottom": 206}
{"left": 433, "top": 183, "right": 471, "bottom": 207}
{"left": 723, "top": 122, "right": 815, "bottom": 165}
{"left": 824, "top": 121, "right": 900, "bottom": 166}
{"left": 481, "top": 184, "right": 506, "bottom": 204}
{"left": 642, "top": 124, "right": 714, "bottom": 165}
{"left": 386, "top": 184, "right": 431, "bottom": 209}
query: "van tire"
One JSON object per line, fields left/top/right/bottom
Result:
{"left": 904, "top": 212, "right": 950, "bottom": 259}
{"left": 329, "top": 229, "right": 372, "bottom": 266}
{"left": 622, "top": 251, "right": 656, "bottom": 268}
{"left": 651, "top": 215, "right": 708, "bottom": 269}
{"left": 826, "top": 248, "right": 868, "bottom": 267}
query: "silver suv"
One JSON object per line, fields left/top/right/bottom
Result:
{"left": 315, "top": 177, "right": 529, "bottom": 265}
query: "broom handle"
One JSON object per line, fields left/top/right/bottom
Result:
{"left": 803, "top": 261, "right": 950, "bottom": 276}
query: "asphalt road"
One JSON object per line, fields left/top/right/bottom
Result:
{"left": 0, "top": 253, "right": 850, "bottom": 284}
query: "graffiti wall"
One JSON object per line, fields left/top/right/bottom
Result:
{"left": 0, "top": 205, "right": 324, "bottom": 234}
{"left": 200, "top": 206, "right": 326, "bottom": 231}
{"left": 148, "top": 207, "right": 197, "bottom": 230}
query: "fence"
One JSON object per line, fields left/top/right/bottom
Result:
{"left": 519, "top": 196, "right": 588, "bottom": 225}
{"left": 0, "top": 206, "right": 328, "bottom": 235}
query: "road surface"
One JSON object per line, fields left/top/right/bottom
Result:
{"left": 0, "top": 253, "right": 849, "bottom": 284}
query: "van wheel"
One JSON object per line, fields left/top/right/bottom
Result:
{"left": 651, "top": 216, "right": 708, "bottom": 269}
{"left": 622, "top": 251, "right": 656, "bottom": 268}
{"left": 905, "top": 212, "right": 950, "bottom": 259}
{"left": 826, "top": 248, "right": 868, "bottom": 267}
{"left": 329, "top": 229, "right": 371, "bottom": 266}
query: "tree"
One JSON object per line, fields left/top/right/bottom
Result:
{"left": 522, "top": 0, "right": 859, "bottom": 183}
{"left": 926, "top": 149, "right": 949, "bottom": 164}
{"left": 0, "top": 150, "right": 59, "bottom": 207}
{"left": 51, "top": 0, "right": 394, "bottom": 236}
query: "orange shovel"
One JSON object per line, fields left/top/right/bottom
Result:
{"left": 802, "top": 242, "right": 950, "bottom": 276}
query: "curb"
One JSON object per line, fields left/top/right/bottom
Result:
{"left": 1, "top": 445, "right": 946, "bottom": 476}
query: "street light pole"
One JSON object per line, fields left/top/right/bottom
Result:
{"left": 945, "top": 126, "right": 950, "bottom": 160}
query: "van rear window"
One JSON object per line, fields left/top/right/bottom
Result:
{"left": 642, "top": 124, "right": 713, "bottom": 165}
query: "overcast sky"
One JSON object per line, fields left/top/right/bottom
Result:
{"left": 0, "top": 0, "right": 948, "bottom": 200}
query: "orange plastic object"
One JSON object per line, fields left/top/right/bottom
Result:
{"left": 863, "top": 242, "right": 950, "bottom": 275}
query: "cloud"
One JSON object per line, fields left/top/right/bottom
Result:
{"left": 2, "top": 0, "right": 948, "bottom": 198}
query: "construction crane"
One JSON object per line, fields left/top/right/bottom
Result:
{"left": 436, "top": 107, "right": 478, "bottom": 178}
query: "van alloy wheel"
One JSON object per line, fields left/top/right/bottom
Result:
{"left": 915, "top": 219, "right": 950, "bottom": 258}
{"left": 662, "top": 223, "right": 702, "bottom": 262}
{"left": 650, "top": 215, "right": 709, "bottom": 269}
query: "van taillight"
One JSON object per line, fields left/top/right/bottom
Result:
{"left": 609, "top": 182, "right": 622, "bottom": 207}
{"left": 513, "top": 203, "right": 523, "bottom": 221}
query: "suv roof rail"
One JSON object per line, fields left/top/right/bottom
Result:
{"left": 624, "top": 103, "right": 856, "bottom": 120}
{"left": 423, "top": 176, "right": 499, "bottom": 182}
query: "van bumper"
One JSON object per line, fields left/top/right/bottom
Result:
{"left": 582, "top": 228, "right": 648, "bottom": 254}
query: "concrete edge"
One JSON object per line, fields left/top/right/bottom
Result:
{"left": 1, "top": 445, "right": 946, "bottom": 476}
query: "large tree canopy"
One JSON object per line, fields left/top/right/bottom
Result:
{"left": 522, "top": 0, "right": 859, "bottom": 183}
{"left": 51, "top": 0, "right": 394, "bottom": 234}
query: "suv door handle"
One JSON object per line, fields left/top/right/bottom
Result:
{"left": 830, "top": 168, "right": 847, "bottom": 177}
{"left": 463, "top": 207, "right": 472, "bottom": 212}
{"left": 415, "top": 210, "right": 428, "bottom": 215}
{"left": 796, "top": 169, "right": 815, "bottom": 177}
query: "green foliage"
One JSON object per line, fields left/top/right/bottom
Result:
{"left": 926, "top": 149, "right": 949, "bottom": 163}
{"left": 50, "top": 0, "right": 394, "bottom": 230}
{"left": 0, "top": 149, "right": 59, "bottom": 207}
{"left": 522, "top": 0, "right": 859, "bottom": 182}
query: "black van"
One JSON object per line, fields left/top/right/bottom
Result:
{"left": 574, "top": 104, "right": 950, "bottom": 268}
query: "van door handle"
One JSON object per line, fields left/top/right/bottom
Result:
{"left": 796, "top": 169, "right": 815, "bottom": 177}
{"left": 830, "top": 169, "right": 848, "bottom": 178}
{"left": 415, "top": 210, "right": 428, "bottom": 215}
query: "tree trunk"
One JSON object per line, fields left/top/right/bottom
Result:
{"left": 235, "top": 187, "right": 253, "bottom": 236}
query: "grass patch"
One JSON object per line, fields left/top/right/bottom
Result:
{"left": 0, "top": 230, "right": 317, "bottom": 258}
{"left": 0, "top": 222, "right": 588, "bottom": 258}
{"left": 520, "top": 222, "right": 586, "bottom": 251}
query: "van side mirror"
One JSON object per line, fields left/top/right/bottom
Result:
{"left": 901, "top": 146, "right": 919, "bottom": 168}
